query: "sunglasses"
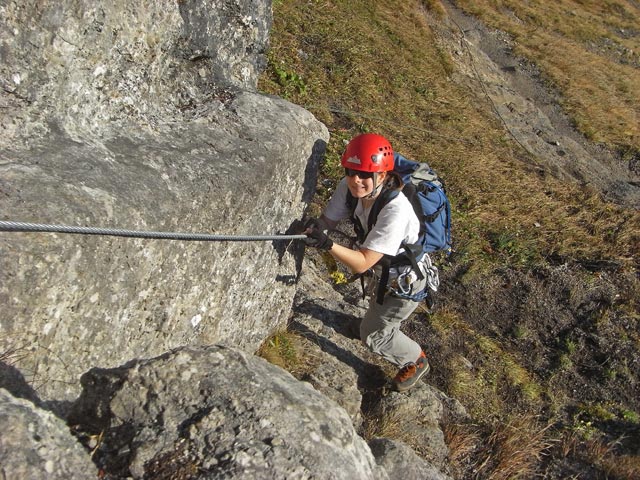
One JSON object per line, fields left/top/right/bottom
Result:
{"left": 344, "top": 168, "right": 375, "bottom": 179}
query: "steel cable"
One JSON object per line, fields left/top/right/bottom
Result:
{"left": 0, "top": 220, "right": 307, "bottom": 242}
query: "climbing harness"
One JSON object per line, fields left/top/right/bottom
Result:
{"left": 0, "top": 220, "right": 307, "bottom": 242}
{"left": 387, "top": 253, "right": 440, "bottom": 300}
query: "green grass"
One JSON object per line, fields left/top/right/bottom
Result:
{"left": 256, "top": 330, "right": 301, "bottom": 373}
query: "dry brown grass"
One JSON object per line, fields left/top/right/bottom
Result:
{"left": 444, "top": 416, "right": 554, "bottom": 480}
{"left": 600, "top": 454, "right": 640, "bottom": 480}
{"left": 0, "top": 342, "right": 30, "bottom": 366}
{"left": 443, "top": 422, "right": 483, "bottom": 474}
{"left": 420, "top": 0, "right": 448, "bottom": 18}
{"left": 560, "top": 431, "right": 640, "bottom": 480}
{"left": 473, "top": 415, "right": 554, "bottom": 480}
{"left": 360, "top": 406, "right": 422, "bottom": 446}
{"left": 454, "top": 0, "right": 640, "bottom": 151}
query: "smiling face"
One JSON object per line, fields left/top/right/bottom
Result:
{"left": 345, "top": 169, "right": 387, "bottom": 198}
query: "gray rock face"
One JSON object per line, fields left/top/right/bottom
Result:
{"left": 372, "top": 387, "right": 451, "bottom": 470}
{"left": 0, "top": 388, "right": 97, "bottom": 479}
{"left": 179, "top": 0, "right": 272, "bottom": 87}
{"left": 68, "top": 344, "right": 388, "bottom": 480}
{"left": 369, "top": 437, "right": 452, "bottom": 480}
{"left": 0, "top": 95, "right": 326, "bottom": 403}
{"left": 1, "top": 0, "right": 272, "bottom": 147}
{"left": 0, "top": 0, "right": 328, "bottom": 402}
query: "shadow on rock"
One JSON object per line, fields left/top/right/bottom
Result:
{"left": 0, "top": 361, "right": 40, "bottom": 405}
{"left": 289, "top": 314, "right": 387, "bottom": 393}
{"left": 293, "top": 297, "right": 363, "bottom": 341}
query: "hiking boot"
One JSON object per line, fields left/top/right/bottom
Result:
{"left": 393, "top": 351, "right": 430, "bottom": 392}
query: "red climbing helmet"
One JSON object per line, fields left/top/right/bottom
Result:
{"left": 341, "top": 133, "right": 394, "bottom": 173}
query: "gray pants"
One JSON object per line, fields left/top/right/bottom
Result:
{"left": 360, "top": 276, "right": 426, "bottom": 367}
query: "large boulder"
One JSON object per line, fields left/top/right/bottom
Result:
{"left": 0, "top": 0, "right": 328, "bottom": 402}
{"left": 0, "top": 388, "right": 97, "bottom": 479}
{"left": 371, "top": 387, "right": 451, "bottom": 470}
{"left": 67, "top": 344, "right": 388, "bottom": 479}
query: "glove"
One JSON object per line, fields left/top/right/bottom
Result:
{"left": 303, "top": 218, "right": 333, "bottom": 250}
{"left": 303, "top": 217, "right": 321, "bottom": 231}
{"left": 305, "top": 228, "right": 333, "bottom": 250}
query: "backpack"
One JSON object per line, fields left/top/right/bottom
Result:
{"left": 392, "top": 153, "right": 452, "bottom": 255}
{"left": 346, "top": 153, "right": 451, "bottom": 304}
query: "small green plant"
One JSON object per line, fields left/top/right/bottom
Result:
{"left": 565, "top": 339, "right": 578, "bottom": 354}
{"left": 512, "top": 324, "right": 528, "bottom": 339}
{"left": 272, "top": 64, "right": 307, "bottom": 95}
{"left": 330, "top": 270, "right": 348, "bottom": 285}
{"left": 558, "top": 353, "right": 573, "bottom": 370}
{"left": 257, "top": 330, "right": 300, "bottom": 372}
{"left": 581, "top": 403, "right": 616, "bottom": 422}
{"left": 572, "top": 419, "right": 598, "bottom": 440}
{"left": 485, "top": 228, "right": 541, "bottom": 268}
{"left": 622, "top": 409, "right": 639, "bottom": 423}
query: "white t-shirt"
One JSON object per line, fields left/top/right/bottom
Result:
{"left": 324, "top": 178, "right": 420, "bottom": 256}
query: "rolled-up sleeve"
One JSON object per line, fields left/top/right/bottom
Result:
{"left": 324, "top": 178, "right": 351, "bottom": 222}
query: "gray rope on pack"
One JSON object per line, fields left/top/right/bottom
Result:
{"left": 0, "top": 221, "right": 308, "bottom": 242}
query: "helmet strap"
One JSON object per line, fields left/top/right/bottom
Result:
{"left": 365, "top": 172, "right": 383, "bottom": 199}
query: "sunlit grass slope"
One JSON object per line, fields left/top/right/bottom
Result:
{"left": 260, "top": 0, "right": 639, "bottom": 276}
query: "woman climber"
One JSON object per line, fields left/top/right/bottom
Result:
{"left": 304, "top": 133, "right": 434, "bottom": 392}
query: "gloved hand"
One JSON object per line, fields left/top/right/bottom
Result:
{"left": 303, "top": 217, "right": 321, "bottom": 231}
{"left": 303, "top": 218, "right": 333, "bottom": 250}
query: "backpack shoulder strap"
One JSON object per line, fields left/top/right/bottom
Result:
{"left": 345, "top": 191, "right": 365, "bottom": 242}
{"left": 367, "top": 188, "right": 398, "bottom": 233}
{"left": 345, "top": 188, "right": 398, "bottom": 243}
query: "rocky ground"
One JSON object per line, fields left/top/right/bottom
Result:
{"left": 288, "top": 252, "right": 464, "bottom": 479}
{"left": 295, "top": 238, "right": 635, "bottom": 478}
